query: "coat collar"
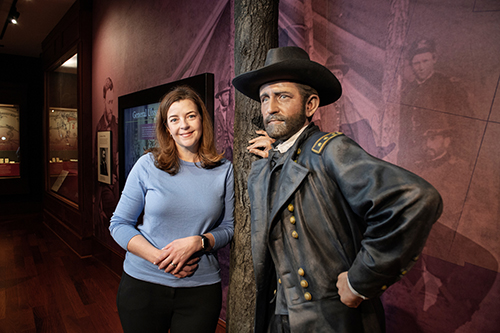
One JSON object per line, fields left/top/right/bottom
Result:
{"left": 248, "top": 123, "right": 322, "bottom": 235}
{"left": 267, "top": 123, "right": 320, "bottom": 226}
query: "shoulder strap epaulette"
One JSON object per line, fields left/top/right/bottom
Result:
{"left": 311, "top": 132, "right": 343, "bottom": 154}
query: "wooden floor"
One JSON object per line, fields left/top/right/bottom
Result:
{"left": 0, "top": 216, "right": 123, "bottom": 333}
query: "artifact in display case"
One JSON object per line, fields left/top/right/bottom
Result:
{"left": 47, "top": 107, "right": 78, "bottom": 202}
{"left": 48, "top": 107, "right": 78, "bottom": 153}
{"left": 0, "top": 104, "right": 20, "bottom": 178}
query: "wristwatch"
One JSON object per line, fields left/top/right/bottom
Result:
{"left": 200, "top": 235, "right": 209, "bottom": 252}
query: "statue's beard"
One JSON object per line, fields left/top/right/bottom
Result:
{"left": 264, "top": 105, "right": 307, "bottom": 141}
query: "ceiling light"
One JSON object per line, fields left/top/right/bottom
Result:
{"left": 9, "top": 8, "right": 20, "bottom": 25}
{"left": 0, "top": 0, "right": 19, "bottom": 39}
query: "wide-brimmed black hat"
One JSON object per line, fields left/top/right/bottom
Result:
{"left": 232, "top": 47, "right": 342, "bottom": 106}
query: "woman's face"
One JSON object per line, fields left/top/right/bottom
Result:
{"left": 166, "top": 99, "right": 203, "bottom": 161}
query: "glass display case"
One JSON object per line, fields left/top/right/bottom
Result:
{"left": 41, "top": 0, "right": 93, "bottom": 257}
{"left": 0, "top": 103, "right": 20, "bottom": 178}
{"left": 46, "top": 53, "right": 79, "bottom": 203}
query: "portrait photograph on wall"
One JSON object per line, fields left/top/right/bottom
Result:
{"left": 97, "top": 131, "right": 111, "bottom": 184}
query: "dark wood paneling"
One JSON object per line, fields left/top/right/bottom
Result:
{"left": 43, "top": 193, "right": 80, "bottom": 233}
{"left": 42, "top": 2, "right": 80, "bottom": 70}
{"left": 92, "top": 239, "right": 124, "bottom": 277}
{"left": 43, "top": 209, "right": 92, "bottom": 258}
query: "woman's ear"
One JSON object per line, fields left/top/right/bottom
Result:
{"left": 305, "top": 94, "right": 320, "bottom": 118}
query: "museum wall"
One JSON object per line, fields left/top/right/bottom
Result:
{"left": 276, "top": 0, "right": 499, "bottom": 332}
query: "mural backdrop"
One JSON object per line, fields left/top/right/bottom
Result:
{"left": 91, "top": 0, "right": 500, "bottom": 331}
{"left": 278, "top": 0, "right": 499, "bottom": 332}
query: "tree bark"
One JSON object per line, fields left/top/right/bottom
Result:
{"left": 381, "top": 0, "right": 409, "bottom": 163}
{"left": 303, "top": 0, "right": 315, "bottom": 59}
{"left": 227, "top": 0, "right": 279, "bottom": 332}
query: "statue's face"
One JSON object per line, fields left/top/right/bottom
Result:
{"left": 259, "top": 81, "right": 307, "bottom": 141}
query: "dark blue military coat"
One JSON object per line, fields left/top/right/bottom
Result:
{"left": 248, "top": 124, "right": 442, "bottom": 332}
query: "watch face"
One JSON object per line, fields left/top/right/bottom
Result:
{"left": 202, "top": 236, "right": 209, "bottom": 250}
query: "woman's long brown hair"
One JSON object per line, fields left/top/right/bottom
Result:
{"left": 146, "top": 85, "right": 223, "bottom": 175}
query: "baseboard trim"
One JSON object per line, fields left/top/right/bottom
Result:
{"left": 92, "top": 238, "right": 125, "bottom": 277}
{"left": 43, "top": 209, "right": 92, "bottom": 257}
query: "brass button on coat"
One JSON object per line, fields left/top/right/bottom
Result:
{"left": 290, "top": 216, "right": 296, "bottom": 224}
{"left": 298, "top": 268, "right": 305, "bottom": 276}
{"left": 304, "top": 292, "right": 312, "bottom": 301}
{"left": 292, "top": 231, "right": 298, "bottom": 239}
{"left": 381, "top": 285, "right": 387, "bottom": 291}
{"left": 288, "top": 204, "right": 294, "bottom": 212}
{"left": 300, "top": 280, "right": 309, "bottom": 288}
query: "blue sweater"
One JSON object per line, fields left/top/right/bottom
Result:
{"left": 109, "top": 153, "right": 234, "bottom": 287}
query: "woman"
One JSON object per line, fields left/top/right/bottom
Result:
{"left": 109, "top": 85, "right": 234, "bottom": 333}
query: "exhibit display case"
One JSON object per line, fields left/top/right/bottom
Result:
{"left": 41, "top": 0, "right": 93, "bottom": 257}
{"left": 46, "top": 53, "right": 79, "bottom": 203}
{"left": 0, "top": 104, "right": 20, "bottom": 178}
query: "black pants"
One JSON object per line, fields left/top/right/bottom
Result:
{"left": 117, "top": 272, "right": 222, "bottom": 333}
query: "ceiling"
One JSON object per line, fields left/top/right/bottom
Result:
{"left": 0, "top": 0, "right": 76, "bottom": 58}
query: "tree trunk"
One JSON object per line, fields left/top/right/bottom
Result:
{"left": 303, "top": 0, "right": 315, "bottom": 59}
{"left": 227, "top": 0, "right": 279, "bottom": 332}
{"left": 381, "top": 0, "right": 409, "bottom": 163}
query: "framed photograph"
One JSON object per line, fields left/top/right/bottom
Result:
{"left": 98, "top": 131, "right": 111, "bottom": 184}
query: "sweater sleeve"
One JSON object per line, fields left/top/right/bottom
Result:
{"left": 109, "top": 155, "right": 149, "bottom": 250}
{"left": 209, "top": 162, "right": 235, "bottom": 251}
{"left": 324, "top": 136, "right": 443, "bottom": 298}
